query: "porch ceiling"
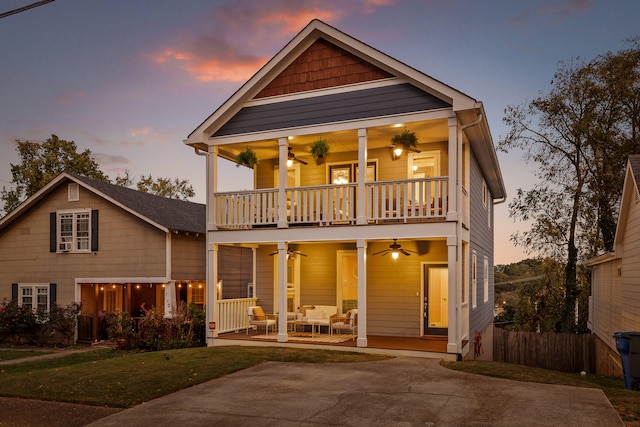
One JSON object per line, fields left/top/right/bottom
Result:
{"left": 220, "top": 119, "right": 449, "bottom": 163}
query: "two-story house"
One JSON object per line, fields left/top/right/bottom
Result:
{"left": 185, "top": 19, "right": 505, "bottom": 359}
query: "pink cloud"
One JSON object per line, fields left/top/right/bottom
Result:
{"left": 150, "top": 0, "right": 397, "bottom": 83}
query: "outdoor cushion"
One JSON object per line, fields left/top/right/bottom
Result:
{"left": 305, "top": 309, "right": 325, "bottom": 321}
{"left": 253, "top": 306, "right": 266, "bottom": 321}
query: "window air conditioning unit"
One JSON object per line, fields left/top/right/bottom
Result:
{"left": 59, "top": 242, "right": 72, "bottom": 252}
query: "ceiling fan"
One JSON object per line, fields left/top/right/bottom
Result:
{"left": 269, "top": 248, "right": 307, "bottom": 259}
{"left": 372, "top": 239, "right": 416, "bottom": 259}
{"left": 288, "top": 147, "right": 308, "bottom": 165}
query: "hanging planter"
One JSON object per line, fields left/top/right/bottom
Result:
{"left": 310, "top": 138, "right": 330, "bottom": 164}
{"left": 391, "top": 128, "right": 419, "bottom": 151}
{"left": 236, "top": 147, "right": 258, "bottom": 168}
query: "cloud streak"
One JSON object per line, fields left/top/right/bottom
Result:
{"left": 510, "top": 0, "right": 594, "bottom": 26}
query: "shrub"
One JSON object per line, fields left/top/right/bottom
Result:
{"left": 36, "top": 302, "right": 81, "bottom": 346}
{"left": 107, "top": 310, "right": 140, "bottom": 350}
{"left": 0, "top": 298, "right": 37, "bottom": 344}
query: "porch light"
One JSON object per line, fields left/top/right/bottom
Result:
{"left": 392, "top": 147, "right": 403, "bottom": 160}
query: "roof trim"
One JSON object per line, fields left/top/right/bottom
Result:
{"left": 613, "top": 155, "right": 640, "bottom": 252}
{"left": 0, "top": 173, "right": 206, "bottom": 234}
{"left": 0, "top": 173, "right": 169, "bottom": 233}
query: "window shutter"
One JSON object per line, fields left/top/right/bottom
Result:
{"left": 50, "top": 212, "right": 57, "bottom": 252}
{"left": 91, "top": 210, "right": 99, "bottom": 251}
{"left": 12, "top": 283, "right": 18, "bottom": 301}
{"left": 50, "top": 283, "right": 57, "bottom": 307}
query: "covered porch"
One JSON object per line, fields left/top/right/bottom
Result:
{"left": 208, "top": 236, "right": 466, "bottom": 357}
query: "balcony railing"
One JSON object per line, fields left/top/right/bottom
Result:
{"left": 213, "top": 177, "right": 448, "bottom": 229}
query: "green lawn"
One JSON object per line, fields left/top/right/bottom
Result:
{"left": 443, "top": 359, "right": 640, "bottom": 424}
{"left": 0, "top": 346, "right": 389, "bottom": 407}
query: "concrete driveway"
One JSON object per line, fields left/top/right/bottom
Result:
{"left": 87, "top": 357, "right": 623, "bottom": 426}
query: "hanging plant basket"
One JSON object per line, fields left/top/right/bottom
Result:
{"left": 310, "top": 138, "right": 330, "bottom": 164}
{"left": 236, "top": 147, "right": 258, "bottom": 168}
{"left": 391, "top": 128, "right": 419, "bottom": 151}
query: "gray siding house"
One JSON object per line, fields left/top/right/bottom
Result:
{"left": 185, "top": 19, "right": 505, "bottom": 359}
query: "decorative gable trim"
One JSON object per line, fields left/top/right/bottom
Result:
{"left": 254, "top": 38, "right": 393, "bottom": 98}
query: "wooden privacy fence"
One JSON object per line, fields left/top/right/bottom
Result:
{"left": 493, "top": 329, "right": 595, "bottom": 373}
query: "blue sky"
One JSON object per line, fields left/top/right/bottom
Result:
{"left": 1, "top": 0, "right": 638, "bottom": 264}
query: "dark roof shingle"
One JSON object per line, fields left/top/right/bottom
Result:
{"left": 69, "top": 173, "right": 205, "bottom": 234}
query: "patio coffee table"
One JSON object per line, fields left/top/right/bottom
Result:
{"left": 288, "top": 319, "right": 321, "bottom": 338}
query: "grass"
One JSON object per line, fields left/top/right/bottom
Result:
{"left": 0, "top": 349, "right": 54, "bottom": 362}
{"left": 0, "top": 346, "right": 389, "bottom": 408}
{"left": 443, "top": 359, "right": 640, "bottom": 424}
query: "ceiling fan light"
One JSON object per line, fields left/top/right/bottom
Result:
{"left": 287, "top": 159, "right": 293, "bottom": 167}
{"left": 391, "top": 250, "right": 399, "bottom": 260}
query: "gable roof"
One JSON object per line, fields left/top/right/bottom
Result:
{"left": 186, "top": 19, "right": 481, "bottom": 146}
{"left": 0, "top": 173, "right": 205, "bottom": 234}
{"left": 613, "top": 155, "right": 640, "bottom": 253}
{"left": 185, "top": 19, "right": 505, "bottom": 200}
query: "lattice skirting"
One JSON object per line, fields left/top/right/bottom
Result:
{"left": 252, "top": 333, "right": 354, "bottom": 343}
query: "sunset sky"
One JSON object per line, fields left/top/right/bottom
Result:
{"left": 1, "top": 0, "right": 638, "bottom": 264}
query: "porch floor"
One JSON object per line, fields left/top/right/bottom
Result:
{"left": 213, "top": 329, "right": 449, "bottom": 355}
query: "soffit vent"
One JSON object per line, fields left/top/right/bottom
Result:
{"left": 68, "top": 183, "right": 79, "bottom": 202}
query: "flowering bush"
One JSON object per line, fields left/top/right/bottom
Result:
{"left": 37, "top": 302, "right": 81, "bottom": 346}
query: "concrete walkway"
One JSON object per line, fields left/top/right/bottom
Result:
{"left": 87, "top": 357, "right": 623, "bottom": 426}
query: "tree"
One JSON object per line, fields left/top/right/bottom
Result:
{"left": 136, "top": 174, "right": 194, "bottom": 201}
{"left": 499, "top": 39, "right": 640, "bottom": 332}
{"left": 1, "top": 134, "right": 108, "bottom": 215}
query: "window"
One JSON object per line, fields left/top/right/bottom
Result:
{"left": 472, "top": 252, "right": 477, "bottom": 309}
{"left": 483, "top": 256, "right": 489, "bottom": 303}
{"left": 482, "top": 180, "right": 488, "bottom": 207}
{"left": 57, "top": 210, "right": 91, "bottom": 252}
{"left": 19, "top": 284, "right": 49, "bottom": 313}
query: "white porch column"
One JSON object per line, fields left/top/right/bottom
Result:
{"left": 356, "top": 239, "right": 367, "bottom": 347}
{"left": 209, "top": 146, "right": 218, "bottom": 231}
{"left": 277, "top": 138, "right": 289, "bottom": 228}
{"left": 277, "top": 241, "right": 289, "bottom": 342}
{"left": 447, "top": 116, "right": 458, "bottom": 221}
{"left": 447, "top": 236, "right": 458, "bottom": 354}
{"left": 164, "top": 280, "right": 176, "bottom": 318}
{"left": 356, "top": 128, "right": 368, "bottom": 225}
{"left": 206, "top": 243, "right": 219, "bottom": 345}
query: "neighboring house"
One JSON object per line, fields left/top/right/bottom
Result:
{"left": 587, "top": 155, "right": 640, "bottom": 376}
{"left": 185, "top": 19, "right": 506, "bottom": 359}
{"left": 0, "top": 172, "right": 252, "bottom": 343}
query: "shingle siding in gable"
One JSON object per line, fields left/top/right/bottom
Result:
{"left": 213, "top": 83, "right": 451, "bottom": 136}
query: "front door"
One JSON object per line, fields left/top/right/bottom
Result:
{"left": 424, "top": 265, "right": 448, "bottom": 335}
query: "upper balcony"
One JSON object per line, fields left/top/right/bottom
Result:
{"left": 209, "top": 120, "right": 468, "bottom": 230}
{"left": 213, "top": 177, "right": 448, "bottom": 229}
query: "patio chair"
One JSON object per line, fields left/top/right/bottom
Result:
{"left": 330, "top": 309, "right": 358, "bottom": 340}
{"left": 246, "top": 306, "right": 277, "bottom": 335}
